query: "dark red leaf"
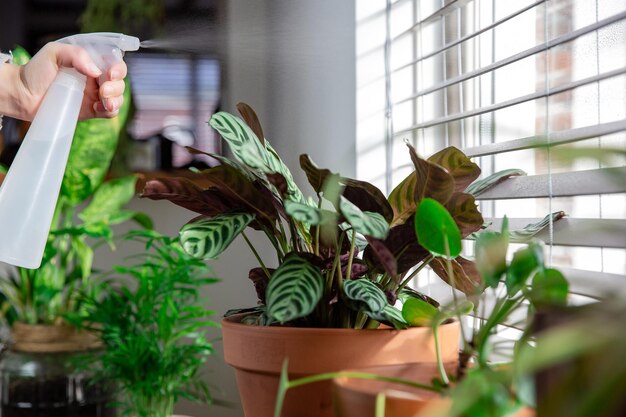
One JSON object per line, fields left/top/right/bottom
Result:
{"left": 407, "top": 143, "right": 455, "bottom": 205}
{"left": 428, "top": 146, "right": 481, "bottom": 192}
{"left": 236, "top": 102, "right": 265, "bottom": 146}
{"left": 364, "top": 237, "right": 398, "bottom": 281}
{"left": 141, "top": 177, "right": 232, "bottom": 216}
{"left": 300, "top": 154, "right": 394, "bottom": 222}
{"left": 248, "top": 267, "right": 273, "bottom": 303}
{"left": 446, "top": 192, "right": 484, "bottom": 237}
{"left": 430, "top": 256, "right": 483, "bottom": 295}
{"left": 364, "top": 220, "right": 429, "bottom": 275}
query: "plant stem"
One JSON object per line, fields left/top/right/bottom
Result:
{"left": 444, "top": 235, "right": 469, "bottom": 349}
{"left": 345, "top": 230, "right": 357, "bottom": 281}
{"left": 287, "top": 371, "right": 442, "bottom": 392}
{"left": 315, "top": 195, "right": 322, "bottom": 256}
{"left": 242, "top": 232, "right": 271, "bottom": 279}
{"left": 396, "top": 254, "right": 435, "bottom": 294}
{"left": 375, "top": 393, "right": 386, "bottom": 417}
{"left": 433, "top": 322, "right": 450, "bottom": 386}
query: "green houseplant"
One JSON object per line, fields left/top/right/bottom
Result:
{"left": 0, "top": 47, "right": 150, "bottom": 417}
{"left": 283, "top": 216, "right": 569, "bottom": 417}
{"left": 139, "top": 103, "right": 544, "bottom": 417}
{"left": 74, "top": 230, "right": 218, "bottom": 417}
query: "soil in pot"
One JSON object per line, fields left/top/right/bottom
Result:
{"left": 0, "top": 323, "right": 115, "bottom": 417}
{"left": 221, "top": 313, "right": 461, "bottom": 417}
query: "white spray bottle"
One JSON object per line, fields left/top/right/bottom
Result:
{"left": 0, "top": 33, "right": 140, "bottom": 269}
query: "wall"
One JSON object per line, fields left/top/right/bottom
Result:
{"left": 93, "top": 1, "right": 356, "bottom": 416}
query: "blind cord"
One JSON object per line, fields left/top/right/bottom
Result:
{"left": 384, "top": 0, "right": 395, "bottom": 195}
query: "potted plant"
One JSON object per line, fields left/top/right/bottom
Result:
{"left": 285, "top": 217, "right": 569, "bottom": 417}
{"left": 140, "top": 103, "right": 532, "bottom": 417}
{"left": 0, "top": 46, "right": 150, "bottom": 417}
{"left": 74, "top": 230, "right": 218, "bottom": 417}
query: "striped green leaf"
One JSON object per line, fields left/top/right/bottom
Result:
{"left": 284, "top": 200, "right": 336, "bottom": 225}
{"left": 369, "top": 305, "right": 409, "bottom": 329}
{"left": 343, "top": 279, "right": 387, "bottom": 315}
{"left": 428, "top": 146, "right": 481, "bottom": 191}
{"left": 264, "top": 141, "right": 306, "bottom": 204}
{"left": 266, "top": 254, "right": 323, "bottom": 323}
{"left": 209, "top": 112, "right": 270, "bottom": 171}
{"left": 179, "top": 213, "right": 255, "bottom": 259}
{"left": 465, "top": 168, "right": 527, "bottom": 196}
{"left": 340, "top": 196, "right": 389, "bottom": 239}
{"left": 209, "top": 112, "right": 306, "bottom": 205}
{"left": 388, "top": 172, "right": 417, "bottom": 227}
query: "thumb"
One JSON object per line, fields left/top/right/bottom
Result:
{"left": 52, "top": 43, "right": 102, "bottom": 78}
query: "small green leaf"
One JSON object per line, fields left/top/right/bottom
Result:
{"left": 506, "top": 242, "right": 544, "bottom": 296}
{"left": 340, "top": 196, "right": 389, "bottom": 239}
{"left": 343, "top": 279, "right": 388, "bottom": 315}
{"left": 529, "top": 268, "right": 569, "bottom": 307}
{"left": 475, "top": 227, "right": 509, "bottom": 288}
{"left": 179, "top": 213, "right": 255, "bottom": 259}
{"left": 402, "top": 297, "right": 439, "bottom": 327}
{"left": 266, "top": 255, "right": 324, "bottom": 323}
{"left": 415, "top": 198, "right": 462, "bottom": 258}
{"left": 11, "top": 46, "right": 31, "bottom": 65}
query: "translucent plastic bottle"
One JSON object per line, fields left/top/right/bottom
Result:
{"left": 0, "top": 33, "right": 139, "bottom": 269}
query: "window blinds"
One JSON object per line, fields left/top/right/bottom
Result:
{"left": 356, "top": 0, "right": 626, "bottom": 301}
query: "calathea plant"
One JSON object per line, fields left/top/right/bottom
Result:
{"left": 141, "top": 102, "right": 522, "bottom": 329}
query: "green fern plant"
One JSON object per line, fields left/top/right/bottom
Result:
{"left": 74, "top": 230, "right": 218, "bottom": 417}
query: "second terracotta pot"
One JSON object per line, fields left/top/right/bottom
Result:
{"left": 221, "top": 314, "right": 460, "bottom": 417}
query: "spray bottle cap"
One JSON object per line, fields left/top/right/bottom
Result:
{"left": 57, "top": 32, "right": 140, "bottom": 75}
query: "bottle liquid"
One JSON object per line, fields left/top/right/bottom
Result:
{"left": 0, "top": 33, "right": 140, "bottom": 269}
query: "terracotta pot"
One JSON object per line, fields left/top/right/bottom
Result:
{"left": 333, "top": 363, "right": 536, "bottom": 417}
{"left": 221, "top": 314, "right": 460, "bottom": 417}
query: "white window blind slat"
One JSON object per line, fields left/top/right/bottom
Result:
{"left": 486, "top": 218, "right": 626, "bottom": 249}
{"left": 464, "top": 119, "right": 626, "bottom": 157}
{"left": 474, "top": 167, "right": 626, "bottom": 199}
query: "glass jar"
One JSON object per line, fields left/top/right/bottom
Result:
{"left": 0, "top": 323, "right": 115, "bottom": 417}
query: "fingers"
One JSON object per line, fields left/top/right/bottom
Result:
{"left": 93, "top": 96, "right": 123, "bottom": 118}
{"left": 52, "top": 44, "right": 102, "bottom": 78}
{"left": 107, "top": 62, "right": 127, "bottom": 81}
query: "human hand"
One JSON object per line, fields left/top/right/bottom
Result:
{"left": 14, "top": 42, "right": 127, "bottom": 121}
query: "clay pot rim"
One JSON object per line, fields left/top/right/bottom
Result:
{"left": 222, "top": 313, "right": 457, "bottom": 335}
